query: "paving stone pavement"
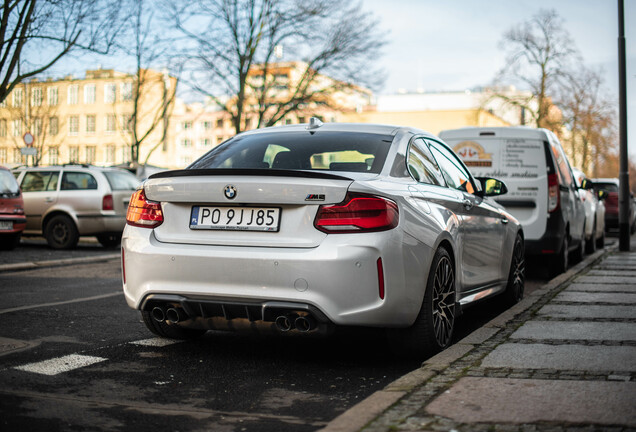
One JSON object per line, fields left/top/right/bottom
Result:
{"left": 321, "top": 236, "right": 636, "bottom": 432}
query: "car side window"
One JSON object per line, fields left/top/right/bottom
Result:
{"left": 427, "top": 140, "right": 476, "bottom": 194}
{"left": 61, "top": 172, "right": 98, "bottom": 190}
{"left": 550, "top": 141, "right": 574, "bottom": 188}
{"left": 21, "top": 171, "right": 59, "bottom": 192}
{"left": 407, "top": 138, "right": 445, "bottom": 185}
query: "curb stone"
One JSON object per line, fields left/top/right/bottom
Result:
{"left": 318, "top": 245, "right": 614, "bottom": 432}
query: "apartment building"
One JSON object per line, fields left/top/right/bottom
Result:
{"left": 0, "top": 68, "right": 176, "bottom": 168}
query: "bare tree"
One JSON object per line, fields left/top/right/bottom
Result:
{"left": 3, "top": 83, "right": 64, "bottom": 166}
{"left": 558, "top": 67, "right": 617, "bottom": 175}
{"left": 0, "top": 0, "right": 126, "bottom": 105}
{"left": 169, "top": 0, "right": 385, "bottom": 134}
{"left": 492, "top": 9, "right": 578, "bottom": 131}
{"left": 115, "top": 0, "right": 178, "bottom": 168}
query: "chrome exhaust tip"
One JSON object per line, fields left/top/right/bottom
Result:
{"left": 295, "top": 316, "right": 315, "bottom": 332}
{"left": 151, "top": 307, "right": 166, "bottom": 323}
{"left": 275, "top": 315, "right": 293, "bottom": 332}
{"left": 166, "top": 307, "right": 187, "bottom": 323}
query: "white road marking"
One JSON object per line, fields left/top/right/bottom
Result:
{"left": 14, "top": 354, "right": 107, "bottom": 376}
{"left": 129, "top": 338, "right": 181, "bottom": 347}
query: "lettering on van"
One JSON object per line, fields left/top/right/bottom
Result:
{"left": 453, "top": 141, "right": 493, "bottom": 167}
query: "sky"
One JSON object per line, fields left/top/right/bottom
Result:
{"left": 360, "top": 0, "right": 636, "bottom": 158}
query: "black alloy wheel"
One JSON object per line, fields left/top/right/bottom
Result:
{"left": 503, "top": 233, "right": 525, "bottom": 306}
{"left": 431, "top": 253, "right": 455, "bottom": 348}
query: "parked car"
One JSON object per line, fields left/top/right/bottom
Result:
{"left": 13, "top": 164, "right": 140, "bottom": 249}
{"left": 0, "top": 166, "right": 26, "bottom": 250}
{"left": 122, "top": 120, "right": 524, "bottom": 358}
{"left": 591, "top": 178, "right": 636, "bottom": 234}
{"left": 572, "top": 168, "right": 605, "bottom": 251}
{"left": 439, "top": 127, "right": 586, "bottom": 277}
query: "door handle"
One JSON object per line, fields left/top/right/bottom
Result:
{"left": 463, "top": 199, "right": 473, "bottom": 210}
{"left": 45, "top": 197, "right": 54, "bottom": 203}
{"left": 502, "top": 217, "right": 509, "bottom": 224}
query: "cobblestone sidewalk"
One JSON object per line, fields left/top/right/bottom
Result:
{"left": 322, "top": 238, "right": 636, "bottom": 432}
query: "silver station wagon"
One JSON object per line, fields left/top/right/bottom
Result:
{"left": 122, "top": 120, "right": 524, "bottom": 357}
{"left": 14, "top": 165, "right": 140, "bottom": 249}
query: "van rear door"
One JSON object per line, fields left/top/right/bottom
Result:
{"left": 444, "top": 135, "right": 548, "bottom": 241}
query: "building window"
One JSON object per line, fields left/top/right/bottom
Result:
{"left": 0, "top": 148, "right": 6, "bottom": 164}
{"left": 104, "top": 83, "right": 116, "bottom": 103}
{"left": 69, "top": 146, "right": 79, "bottom": 163}
{"left": 0, "top": 119, "right": 6, "bottom": 137}
{"left": 67, "top": 85, "right": 79, "bottom": 105}
{"left": 31, "top": 88, "right": 43, "bottom": 106}
{"left": 202, "top": 121, "right": 212, "bottom": 130}
{"left": 198, "top": 138, "right": 211, "bottom": 148}
{"left": 33, "top": 118, "right": 42, "bottom": 136}
{"left": 84, "top": 84, "right": 96, "bottom": 104}
{"left": 121, "top": 114, "right": 133, "bottom": 132}
{"left": 216, "top": 118, "right": 224, "bottom": 128}
{"left": 121, "top": 82, "right": 133, "bottom": 101}
{"left": 105, "top": 145, "right": 116, "bottom": 163}
{"left": 49, "top": 117, "right": 59, "bottom": 135}
{"left": 13, "top": 148, "right": 22, "bottom": 164}
{"left": 68, "top": 115, "right": 79, "bottom": 135}
{"left": 48, "top": 147, "right": 58, "bottom": 165}
{"left": 86, "top": 114, "right": 96, "bottom": 133}
{"left": 48, "top": 87, "right": 58, "bottom": 105}
{"left": 105, "top": 114, "right": 116, "bottom": 133}
{"left": 179, "top": 156, "right": 192, "bottom": 166}
{"left": 13, "top": 88, "right": 23, "bottom": 107}
{"left": 121, "top": 146, "right": 130, "bottom": 163}
{"left": 181, "top": 138, "right": 192, "bottom": 147}
{"left": 182, "top": 121, "right": 192, "bottom": 130}
{"left": 13, "top": 119, "right": 21, "bottom": 136}
{"left": 86, "top": 146, "right": 96, "bottom": 164}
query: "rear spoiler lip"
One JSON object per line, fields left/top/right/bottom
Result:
{"left": 148, "top": 168, "right": 355, "bottom": 182}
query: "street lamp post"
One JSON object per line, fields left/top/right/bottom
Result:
{"left": 618, "top": 0, "right": 630, "bottom": 251}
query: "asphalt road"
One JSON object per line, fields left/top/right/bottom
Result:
{"left": 0, "top": 240, "right": 565, "bottom": 431}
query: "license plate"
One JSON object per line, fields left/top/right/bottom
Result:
{"left": 190, "top": 206, "right": 281, "bottom": 232}
{"left": 0, "top": 221, "right": 12, "bottom": 231}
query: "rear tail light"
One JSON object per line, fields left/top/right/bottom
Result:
{"left": 314, "top": 193, "right": 399, "bottom": 233}
{"left": 102, "top": 194, "right": 114, "bottom": 211}
{"left": 548, "top": 173, "right": 559, "bottom": 213}
{"left": 126, "top": 188, "right": 163, "bottom": 228}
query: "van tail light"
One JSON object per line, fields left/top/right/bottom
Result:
{"left": 126, "top": 188, "right": 163, "bottom": 228}
{"left": 314, "top": 193, "right": 399, "bottom": 233}
{"left": 102, "top": 194, "right": 114, "bottom": 211}
{"left": 547, "top": 173, "right": 559, "bottom": 213}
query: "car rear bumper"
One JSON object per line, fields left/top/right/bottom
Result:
{"left": 121, "top": 225, "right": 431, "bottom": 328}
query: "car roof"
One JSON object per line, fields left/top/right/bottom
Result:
{"left": 438, "top": 126, "right": 552, "bottom": 140}
{"left": 234, "top": 121, "right": 434, "bottom": 139}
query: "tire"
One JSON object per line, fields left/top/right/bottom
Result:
{"left": 596, "top": 229, "right": 605, "bottom": 249}
{"left": 0, "top": 233, "right": 21, "bottom": 250}
{"left": 571, "top": 226, "right": 585, "bottom": 264}
{"left": 502, "top": 233, "right": 525, "bottom": 306}
{"left": 97, "top": 232, "right": 122, "bottom": 248}
{"left": 141, "top": 310, "right": 207, "bottom": 340}
{"left": 549, "top": 235, "right": 568, "bottom": 278}
{"left": 392, "top": 247, "right": 456, "bottom": 358}
{"left": 585, "top": 220, "right": 597, "bottom": 254}
{"left": 45, "top": 215, "right": 79, "bottom": 250}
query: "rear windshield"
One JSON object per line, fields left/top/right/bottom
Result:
{"left": 189, "top": 131, "right": 394, "bottom": 174}
{"left": 103, "top": 170, "right": 140, "bottom": 191}
{"left": 0, "top": 169, "right": 20, "bottom": 196}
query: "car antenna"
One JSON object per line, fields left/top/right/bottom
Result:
{"left": 306, "top": 117, "right": 323, "bottom": 130}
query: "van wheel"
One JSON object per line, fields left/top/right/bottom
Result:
{"left": 502, "top": 234, "right": 525, "bottom": 306}
{"left": 585, "top": 221, "right": 597, "bottom": 254}
{"left": 45, "top": 215, "right": 79, "bottom": 249}
{"left": 549, "top": 236, "right": 568, "bottom": 278}
{"left": 390, "top": 247, "right": 456, "bottom": 358}
{"left": 596, "top": 229, "right": 605, "bottom": 249}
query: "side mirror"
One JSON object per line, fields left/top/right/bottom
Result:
{"left": 475, "top": 177, "right": 508, "bottom": 197}
{"left": 580, "top": 178, "right": 593, "bottom": 190}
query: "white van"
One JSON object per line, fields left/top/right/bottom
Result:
{"left": 439, "top": 127, "right": 586, "bottom": 276}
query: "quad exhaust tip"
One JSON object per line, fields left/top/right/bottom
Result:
{"left": 151, "top": 306, "right": 188, "bottom": 323}
{"left": 274, "top": 314, "right": 316, "bottom": 332}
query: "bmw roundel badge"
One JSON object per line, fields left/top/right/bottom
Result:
{"left": 224, "top": 185, "right": 237, "bottom": 200}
